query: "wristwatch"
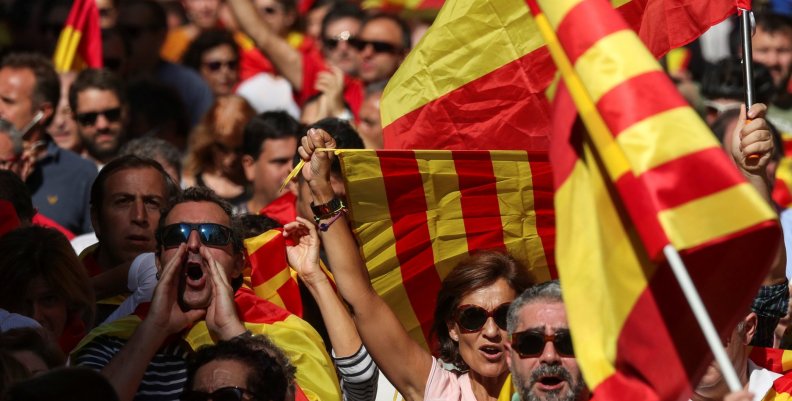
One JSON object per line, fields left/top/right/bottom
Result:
{"left": 311, "top": 198, "right": 346, "bottom": 222}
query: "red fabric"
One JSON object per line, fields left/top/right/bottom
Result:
{"left": 58, "top": 315, "right": 87, "bottom": 353}
{"left": 0, "top": 200, "right": 20, "bottom": 237}
{"left": 258, "top": 192, "right": 297, "bottom": 226}
{"left": 245, "top": 228, "right": 304, "bottom": 317}
{"left": 61, "top": 0, "right": 103, "bottom": 68}
{"left": 751, "top": 347, "right": 792, "bottom": 374}
{"left": 80, "top": 246, "right": 103, "bottom": 277}
{"left": 32, "top": 213, "right": 75, "bottom": 240}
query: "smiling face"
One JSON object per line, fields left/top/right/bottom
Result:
{"left": 447, "top": 278, "right": 516, "bottom": 379}
{"left": 506, "top": 301, "right": 586, "bottom": 401}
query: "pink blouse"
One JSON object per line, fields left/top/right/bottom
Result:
{"left": 424, "top": 357, "right": 477, "bottom": 401}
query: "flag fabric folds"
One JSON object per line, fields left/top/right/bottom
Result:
{"left": 243, "top": 228, "right": 303, "bottom": 317}
{"left": 529, "top": 0, "right": 780, "bottom": 399}
{"left": 336, "top": 149, "right": 554, "bottom": 349}
{"left": 380, "top": 0, "right": 738, "bottom": 152}
{"left": 752, "top": 347, "right": 792, "bottom": 375}
{"left": 53, "top": 0, "right": 103, "bottom": 72}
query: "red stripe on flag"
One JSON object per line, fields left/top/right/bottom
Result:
{"left": 750, "top": 347, "right": 788, "bottom": 373}
{"left": 276, "top": 278, "right": 303, "bottom": 317}
{"left": 612, "top": 171, "right": 669, "bottom": 258}
{"left": 453, "top": 152, "right": 506, "bottom": 252}
{"left": 597, "top": 71, "right": 689, "bottom": 137}
{"left": 383, "top": 48, "right": 555, "bottom": 151}
{"left": 377, "top": 151, "right": 443, "bottom": 343}
{"left": 773, "top": 177, "right": 792, "bottom": 208}
{"left": 526, "top": 151, "right": 557, "bottom": 278}
{"left": 555, "top": 0, "right": 627, "bottom": 64}
{"left": 638, "top": 147, "right": 746, "bottom": 211}
{"left": 247, "top": 232, "right": 288, "bottom": 286}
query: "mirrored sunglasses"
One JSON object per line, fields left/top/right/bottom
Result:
{"left": 158, "top": 223, "right": 232, "bottom": 248}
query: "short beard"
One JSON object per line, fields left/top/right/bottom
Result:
{"left": 514, "top": 363, "right": 586, "bottom": 401}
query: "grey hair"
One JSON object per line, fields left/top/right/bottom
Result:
{"left": 0, "top": 119, "right": 23, "bottom": 156}
{"left": 507, "top": 280, "right": 563, "bottom": 335}
{"left": 119, "top": 137, "right": 183, "bottom": 178}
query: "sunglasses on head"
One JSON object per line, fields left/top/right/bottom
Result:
{"left": 181, "top": 387, "right": 257, "bottom": 401}
{"left": 204, "top": 60, "right": 238, "bottom": 72}
{"left": 348, "top": 38, "right": 400, "bottom": 54}
{"left": 75, "top": 107, "right": 122, "bottom": 126}
{"left": 158, "top": 223, "right": 232, "bottom": 248}
{"left": 455, "top": 303, "right": 511, "bottom": 333}
{"left": 510, "top": 329, "right": 575, "bottom": 358}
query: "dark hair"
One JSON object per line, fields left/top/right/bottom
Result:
{"left": 0, "top": 53, "right": 60, "bottom": 125}
{"left": 0, "top": 171, "right": 35, "bottom": 224}
{"left": 125, "top": 78, "right": 190, "bottom": 150}
{"left": 701, "top": 58, "right": 775, "bottom": 104}
{"left": 156, "top": 186, "right": 244, "bottom": 254}
{"left": 432, "top": 251, "right": 534, "bottom": 371}
{"left": 0, "top": 226, "right": 95, "bottom": 331}
{"left": 361, "top": 13, "right": 411, "bottom": 50}
{"left": 0, "top": 328, "right": 65, "bottom": 369}
{"left": 90, "top": 155, "right": 179, "bottom": 214}
{"left": 186, "top": 335, "right": 296, "bottom": 401}
{"left": 67, "top": 68, "right": 127, "bottom": 113}
{"left": 755, "top": 12, "right": 792, "bottom": 35}
{"left": 306, "top": 118, "right": 364, "bottom": 174}
{"left": 242, "top": 111, "right": 300, "bottom": 159}
{"left": 183, "top": 29, "right": 240, "bottom": 72}
{"left": 118, "top": 0, "right": 168, "bottom": 32}
{"left": 320, "top": 2, "right": 364, "bottom": 40}
{"left": 4, "top": 367, "right": 119, "bottom": 401}
{"left": 119, "top": 137, "right": 183, "bottom": 180}
{"left": 237, "top": 214, "right": 282, "bottom": 239}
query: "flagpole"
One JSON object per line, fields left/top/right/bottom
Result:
{"left": 740, "top": 8, "right": 755, "bottom": 108}
{"left": 663, "top": 245, "right": 742, "bottom": 392}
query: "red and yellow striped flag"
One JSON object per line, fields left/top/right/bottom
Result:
{"left": 381, "top": 0, "right": 738, "bottom": 152}
{"left": 337, "top": 149, "right": 554, "bottom": 349}
{"left": 52, "top": 0, "right": 103, "bottom": 73}
{"left": 530, "top": 0, "right": 780, "bottom": 398}
{"left": 243, "top": 228, "right": 303, "bottom": 317}
{"left": 763, "top": 373, "right": 792, "bottom": 401}
{"left": 752, "top": 347, "right": 792, "bottom": 375}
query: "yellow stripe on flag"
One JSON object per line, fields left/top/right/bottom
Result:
{"left": 54, "top": 27, "right": 82, "bottom": 72}
{"left": 537, "top": 0, "right": 581, "bottom": 27}
{"left": 244, "top": 229, "right": 281, "bottom": 254}
{"left": 659, "top": 183, "right": 778, "bottom": 250}
{"left": 381, "top": 0, "right": 543, "bottom": 126}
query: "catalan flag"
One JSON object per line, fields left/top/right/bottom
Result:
{"left": 530, "top": 0, "right": 780, "bottom": 399}
{"left": 381, "top": 0, "right": 738, "bottom": 151}
{"left": 72, "top": 288, "right": 340, "bottom": 401}
{"left": 52, "top": 0, "right": 103, "bottom": 72}
{"left": 243, "top": 228, "right": 303, "bottom": 317}
{"left": 337, "top": 149, "right": 554, "bottom": 349}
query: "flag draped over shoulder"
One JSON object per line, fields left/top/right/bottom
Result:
{"left": 336, "top": 149, "right": 554, "bottom": 349}
{"left": 53, "top": 0, "right": 103, "bottom": 72}
{"left": 381, "top": 0, "right": 737, "bottom": 151}
{"left": 529, "top": 0, "right": 780, "bottom": 399}
{"left": 243, "top": 228, "right": 303, "bottom": 317}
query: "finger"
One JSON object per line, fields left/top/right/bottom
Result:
{"left": 159, "top": 243, "right": 186, "bottom": 285}
{"left": 742, "top": 141, "right": 773, "bottom": 157}
{"left": 742, "top": 119, "right": 770, "bottom": 138}
{"left": 201, "top": 246, "right": 232, "bottom": 289}
{"left": 747, "top": 103, "right": 768, "bottom": 120}
{"left": 298, "top": 146, "right": 311, "bottom": 161}
{"left": 740, "top": 130, "right": 772, "bottom": 147}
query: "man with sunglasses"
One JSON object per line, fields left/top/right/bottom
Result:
{"left": 73, "top": 186, "right": 340, "bottom": 401}
{"left": 506, "top": 281, "right": 589, "bottom": 401}
{"left": 69, "top": 68, "right": 128, "bottom": 168}
{"left": 354, "top": 14, "right": 411, "bottom": 86}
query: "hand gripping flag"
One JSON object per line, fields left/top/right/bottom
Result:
{"left": 529, "top": 0, "right": 781, "bottom": 399}
{"left": 336, "top": 148, "right": 554, "bottom": 350}
{"left": 381, "top": 0, "right": 739, "bottom": 152}
{"left": 53, "top": 0, "right": 103, "bottom": 72}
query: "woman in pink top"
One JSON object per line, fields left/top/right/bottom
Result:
{"left": 298, "top": 129, "right": 534, "bottom": 401}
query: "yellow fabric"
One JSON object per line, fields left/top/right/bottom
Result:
{"left": 764, "top": 389, "right": 792, "bottom": 401}
{"left": 160, "top": 27, "right": 192, "bottom": 62}
{"left": 53, "top": 26, "right": 81, "bottom": 72}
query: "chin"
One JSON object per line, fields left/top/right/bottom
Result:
{"left": 180, "top": 291, "right": 212, "bottom": 310}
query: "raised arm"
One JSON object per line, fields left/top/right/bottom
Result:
{"left": 225, "top": 0, "right": 304, "bottom": 90}
{"left": 297, "top": 129, "right": 433, "bottom": 401}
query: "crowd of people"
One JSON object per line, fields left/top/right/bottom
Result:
{"left": 0, "top": 0, "right": 792, "bottom": 400}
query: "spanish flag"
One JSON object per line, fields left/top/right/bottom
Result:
{"left": 337, "top": 149, "right": 554, "bottom": 350}
{"left": 763, "top": 373, "right": 792, "bottom": 401}
{"left": 530, "top": 0, "right": 780, "bottom": 399}
{"left": 243, "top": 228, "right": 303, "bottom": 317}
{"left": 381, "top": 0, "right": 738, "bottom": 152}
{"left": 752, "top": 347, "right": 792, "bottom": 375}
{"left": 52, "top": 0, "right": 103, "bottom": 72}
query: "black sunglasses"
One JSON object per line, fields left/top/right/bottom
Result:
{"left": 181, "top": 387, "right": 257, "bottom": 401}
{"left": 75, "top": 107, "right": 122, "bottom": 126}
{"left": 348, "top": 38, "right": 400, "bottom": 54}
{"left": 158, "top": 223, "right": 233, "bottom": 248}
{"left": 510, "top": 329, "right": 575, "bottom": 358}
{"left": 323, "top": 31, "right": 354, "bottom": 50}
{"left": 204, "top": 60, "right": 239, "bottom": 72}
{"left": 454, "top": 303, "right": 510, "bottom": 333}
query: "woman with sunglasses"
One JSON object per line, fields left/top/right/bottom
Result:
{"left": 297, "top": 129, "right": 534, "bottom": 401}
{"left": 183, "top": 95, "right": 255, "bottom": 203}
{"left": 183, "top": 29, "right": 241, "bottom": 98}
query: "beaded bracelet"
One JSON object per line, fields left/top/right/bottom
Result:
{"left": 318, "top": 209, "right": 347, "bottom": 232}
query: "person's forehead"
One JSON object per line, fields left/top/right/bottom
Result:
{"left": 360, "top": 18, "right": 402, "bottom": 44}
{"left": 104, "top": 167, "right": 167, "bottom": 196}
{"left": 755, "top": 26, "right": 792, "bottom": 42}
{"left": 260, "top": 136, "right": 297, "bottom": 155}
{"left": 325, "top": 17, "right": 361, "bottom": 37}
{"left": 76, "top": 88, "right": 122, "bottom": 106}
{"left": 517, "top": 301, "right": 568, "bottom": 332}
{"left": 165, "top": 201, "right": 230, "bottom": 226}
{"left": 0, "top": 68, "right": 35, "bottom": 91}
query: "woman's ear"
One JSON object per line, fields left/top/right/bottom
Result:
{"left": 447, "top": 320, "right": 459, "bottom": 342}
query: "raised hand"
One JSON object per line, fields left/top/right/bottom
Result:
{"left": 298, "top": 128, "right": 336, "bottom": 202}
{"left": 731, "top": 103, "right": 774, "bottom": 177}
{"left": 202, "top": 246, "right": 246, "bottom": 340}
{"left": 146, "top": 244, "right": 206, "bottom": 334}
{"left": 283, "top": 217, "right": 325, "bottom": 286}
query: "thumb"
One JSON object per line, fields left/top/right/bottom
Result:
{"left": 185, "top": 309, "right": 206, "bottom": 323}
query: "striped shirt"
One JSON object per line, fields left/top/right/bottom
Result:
{"left": 333, "top": 345, "right": 379, "bottom": 401}
{"left": 73, "top": 335, "right": 190, "bottom": 401}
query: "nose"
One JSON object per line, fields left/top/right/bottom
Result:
{"left": 186, "top": 228, "right": 202, "bottom": 251}
{"left": 131, "top": 198, "right": 148, "bottom": 226}
{"left": 539, "top": 338, "right": 562, "bottom": 364}
{"left": 95, "top": 113, "right": 110, "bottom": 129}
{"left": 481, "top": 316, "right": 501, "bottom": 339}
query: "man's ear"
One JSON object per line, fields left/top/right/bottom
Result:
{"left": 742, "top": 312, "right": 758, "bottom": 346}
{"left": 505, "top": 341, "right": 513, "bottom": 366}
{"left": 242, "top": 155, "right": 255, "bottom": 182}
{"left": 39, "top": 102, "right": 54, "bottom": 126}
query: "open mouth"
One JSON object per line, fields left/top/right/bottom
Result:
{"left": 479, "top": 345, "right": 503, "bottom": 360}
{"left": 183, "top": 260, "right": 207, "bottom": 289}
{"left": 539, "top": 376, "right": 563, "bottom": 387}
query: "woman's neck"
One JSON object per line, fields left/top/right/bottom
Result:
{"left": 468, "top": 370, "right": 509, "bottom": 401}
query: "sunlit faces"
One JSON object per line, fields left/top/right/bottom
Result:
{"left": 158, "top": 201, "right": 243, "bottom": 310}
{"left": 253, "top": 0, "right": 295, "bottom": 38}
{"left": 49, "top": 72, "right": 81, "bottom": 152}
{"left": 74, "top": 88, "right": 126, "bottom": 163}
{"left": 242, "top": 137, "right": 298, "bottom": 206}
{"left": 506, "top": 302, "right": 586, "bottom": 401}
{"left": 753, "top": 26, "right": 792, "bottom": 87}
{"left": 183, "top": 0, "right": 222, "bottom": 29}
{"left": 92, "top": 167, "right": 168, "bottom": 267}
{"left": 322, "top": 17, "right": 362, "bottom": 76}
{"left": 200, "top": 44, "right": 239, "bottom": 97}
{"left": 357, "top": 18, "right": 405, "bottom": 84}
{"left": 0, "top": 68, "right": 39, "bottom": 132}
{"left": 448, "top": 279, "right": 516, "bottom": 379}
